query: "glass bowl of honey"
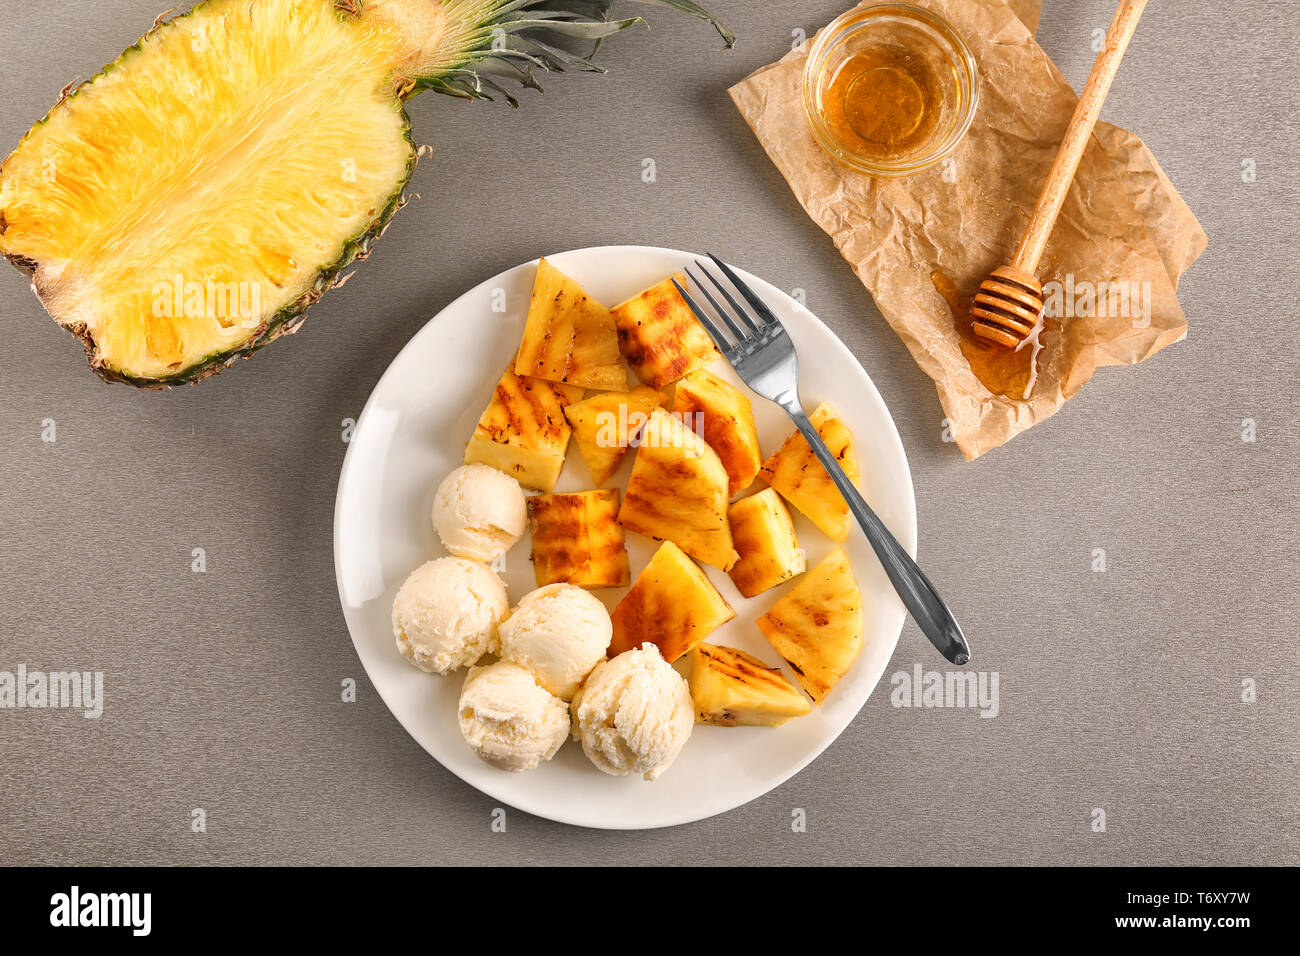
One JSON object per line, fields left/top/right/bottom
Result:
{"left": 803, "top": 3, "right": 978, "bottom": 177}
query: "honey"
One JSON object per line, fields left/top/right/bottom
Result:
{"left": 803, "top": 5, "right": 978, "bottom": 176}
{"left": 819, "top": 46, "right": 947, "bottom": 164}
{"left": 931, "top": 270, "right": 1051, "bottom": 401}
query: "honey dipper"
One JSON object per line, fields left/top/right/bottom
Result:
{"left": 971, "top": 0, "right": 1148, "bottom": 348}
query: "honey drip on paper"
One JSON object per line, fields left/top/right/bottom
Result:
{"left": 821, "top": 47, "right": 945, "bottom": 162}
{"left": 931, "top": 271, "right": 1050, "bottom": 401}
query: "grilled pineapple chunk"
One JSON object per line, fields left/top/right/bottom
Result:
{"left": 760, "top": 403, "right": 861, "bottom": 542}
{"left": 527, "top": 489, "right": 630, "bottom": 589}
{"left": 673, "top": 368, "right": 762, "bottom": 498}
{"left": 689, "top": 643, "right": 811, "bottom": 726}
{"left": 609, "top": 541, "right": 735, "bottom": 661}
{"left": 610, "top": 274, "right": 720, "bottom": 387}
{"left": 618, "top": 408, "right": 738, "bottom": 571}
{"left": 515, "top": 258, "right": 626, "bottom": 390}
{"left": 756, "top": 548, "right": 862, "bottom": 703}
{"left": 464, "top": 364, "right": 577, "bottom": 492}
{"left": 727, "top": 489, "right": 806, "bottom": 597}
{"left": 562, "top": 386, "right": 667, "bottom": 486}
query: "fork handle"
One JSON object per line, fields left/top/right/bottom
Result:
{"left": 789, "top": 408, "right": 971, "bottom": 666}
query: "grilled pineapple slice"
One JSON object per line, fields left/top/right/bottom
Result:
{"left": 688, "top": 643, "right": 811, "bottom": 726}
{"left": 527, "top": 489, "right": 630, "bottom": 589}
{"left": 673, "top": 368, "right": 762, "bottom": 498}
{"left": 727, "top": 489, "right": 806, "bottom": 597}
{"left": 562, "top": 386, "right": 667, "bottom": 486}
{"left": 464, "top": 363, "right": 578, "bottom": 492}
{"left": 610, "top": 274, "right": 720, "bottom": 387}
{"left": 756, "top": 548, "right": 862, "bottom": 702}
{"left": 515, "top": 258, "right": 626, "bottom": 390}
{"left": 760, "top": 403, "right": 861, "bottom": 542}
{"left": 618, "top": 408, "right": 738, "bottom": 571}
{"left": 609, "top": 541, "right": 735, "bottom": 661}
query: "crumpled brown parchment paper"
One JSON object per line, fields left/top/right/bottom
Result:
{"left": 729, "top": 0, "right": 1207, "bottom": 459}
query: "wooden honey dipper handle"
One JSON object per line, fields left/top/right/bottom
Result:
{"left": 1013, "top": 0, "right": 1148, "bottom": 276}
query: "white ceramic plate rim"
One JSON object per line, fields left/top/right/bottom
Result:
{"left": 333, "top": 245, "right": 917, "bottom": 829}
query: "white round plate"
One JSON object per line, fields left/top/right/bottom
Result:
{"left": 334, "top": 245, "right": 916, "bottom": 830}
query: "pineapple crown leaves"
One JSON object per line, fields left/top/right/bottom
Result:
{"left": 395, "top": 0, "right": 734, "bottom": 107}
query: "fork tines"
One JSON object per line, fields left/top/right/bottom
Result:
{"left": 672, "top": 254, "right": 786, "bottom": 355}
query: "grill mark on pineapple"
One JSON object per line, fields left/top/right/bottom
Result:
{"left": 528, "top": 489, "right": 626, "bottom": 587}
{"left": 609, "top": 541, "right": 732, "bottom": 659}
{"left": 611, "top": 276, "right": 718, "bottom": 386}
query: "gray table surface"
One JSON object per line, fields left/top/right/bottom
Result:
{"left": 1, "top": 0, "right": 1295, "bottom": 866}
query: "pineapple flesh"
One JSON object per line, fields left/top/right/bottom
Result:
{"left": 515, "top": 258, "right": 625, "bottom": 390}
{"left": 0, "top": 0, "right": 414, "bottom": 385}
{"left": 0, "top": 0, "right": 731, "bottom": 386}
{"left": 527, "top": 489, "right": 630, "bottom": 589}
{"left": 609, "top": 541, "right": 735, "bottom": 662}
{"left": 689, "top": 643, "right": 811, "bottom": 727}
{"left": 618, "top": 408, "right": 738, "bottom": 572}
{"left": 464, "top": 363, "right": 577, "bottom": 492}
{"left": 727, "top": 488, "right": 806, "bottom": 598}
{"left": 756, "top": 548, "right": 863, "bottom": 703}
{"left": 673, "top": 368, "right": 763, "bottom": 498}
{"left": 562, "top": 386, "right": 667, "bottom": 486}
{"left": 760, "top": 403, "right": 862, "bottom": 542}
{"left": 610, "top": 274, "right": 721, "bottom": 387}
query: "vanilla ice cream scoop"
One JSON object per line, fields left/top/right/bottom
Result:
{"left": 432, "top": 464, "right": 526, "bottom": 564}
{"left": 498, "top": 584, "right": 612, "bottom": 700}
{"left": 571, "top": 643, "right": 694, "bottom": 780}
{"left": 458, "top": 661, "right": 570, "bottom": 772}
{"left": 392, "top": 557, "right": 507, "bottom": 675}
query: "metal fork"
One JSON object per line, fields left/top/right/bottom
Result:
{"left": 673, "top": 256, "right": 970, "bottom": 665}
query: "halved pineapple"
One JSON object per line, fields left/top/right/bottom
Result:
{"left": 464, "top": 363, "right": 577, "bottom": 492}
{"left": 527, "top": 489, "right": 630, "bottom": 589}
{"left": 760, "top": 403, "right": 862, "bottom": 542}
{"left": 609, "top": 541, "right": 735, "bottom": 662}
{"left": 618, "top": 408, "right": 738, "bottom": 571}
{"left": 688, "top": 643, "right": 811, "bottom": 726}
{"left": 610, "top": 274, "right": 720, "bottom": 387}
{"left": 0, "top": 0, "right": 417, "bottom": 385}
{"left": 727, "top": 488, "right": 806, "bottom": 597}
{"left": 0, "top": 0, "right": 730, "bottom": 386}
{"left": 514, "top": 258, "right": 626, "bottom": 390}
{"left": 562, "top": 386, "right": 667, "bottom": 486}
{"left": 756, "top": 548, "right": 863, "bottom": 703}
{"left": 673, "top": 368, "right": 762, "bottom": 498}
